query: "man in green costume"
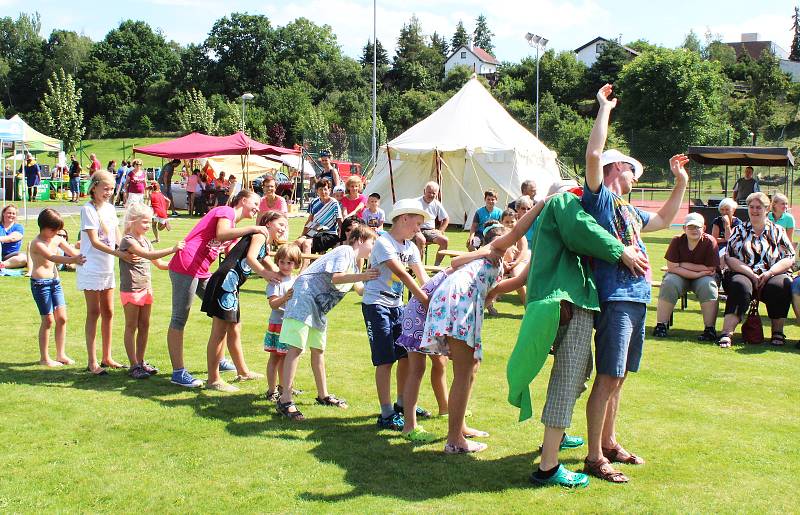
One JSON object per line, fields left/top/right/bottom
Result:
{"left": 489, "top": 180, "right": 646, "bottom": 488}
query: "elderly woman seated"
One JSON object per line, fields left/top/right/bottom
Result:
{"left": 718, "top": 192, "right": 795, "bottom": 347}
{"left": 653, "top": 213, "right": 720, "bottom": 341}
{"left": 711, "top": 197, "right": 740, "bottom": 268}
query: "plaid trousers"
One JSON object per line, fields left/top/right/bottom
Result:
{"left": 541, "top": 305, "right": 594, "bottom": 429}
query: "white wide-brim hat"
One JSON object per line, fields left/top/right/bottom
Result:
{"left": 601, "top": 149, "right": 644, "bottom": 180}
{"left": 389, "top": 198, "right": 433, "bottom": 221}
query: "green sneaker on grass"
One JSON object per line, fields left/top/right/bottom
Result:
{"left": 529, "top": 464, "right": 589, "bottom": 488}
{"left": 403, "top": 426, "right": 437, "bottom": 443}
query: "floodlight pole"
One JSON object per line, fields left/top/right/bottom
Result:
{"left": 371, "top": 0, "right": 377, "bottom": 165}
{"left": 525, "top": 33, "right": 548, "bottom": 138}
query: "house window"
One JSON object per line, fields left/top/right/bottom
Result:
{"left": 461, "top": 51, "right": 466, "bottom": 59}
{"left": 595, "top": 42, "right": 604, "bottom": 53}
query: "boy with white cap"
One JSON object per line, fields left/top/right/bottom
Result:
{"left": 653, "top": 212, "right": 719, "bottom": 340}
{"left": 361, "top": 198, "right": 432, "bottom": 431}
{"left": 581, "top": 83, "right": 689, "bottom": 483}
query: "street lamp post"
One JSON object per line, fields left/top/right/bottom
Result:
{"left": 240, "top": 93, "right": 254, "bottom": 134}
{"left": 525, "top": 33, "right": 548, "bottom": 138}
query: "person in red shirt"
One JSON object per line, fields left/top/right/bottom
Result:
{"left": 148, "top": 181, "right": 171, "bottom": 242}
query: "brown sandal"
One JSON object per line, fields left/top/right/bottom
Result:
{"left": 602, "top": 445, "right": 645, "bottom": 465}
{"left": 583, "top": 457, "right": 629, "bottom": 483}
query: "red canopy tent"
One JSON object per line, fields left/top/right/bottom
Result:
{"left": 133, "top": 132, "right": 297, "bottom": 160}
{"left": 134, "top": 131, "right": 299, "bottom": 188}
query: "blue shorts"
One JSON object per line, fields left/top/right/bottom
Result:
{"left": 69, "top": 177, "right": 79, "bottom": 194}
{"left": 31, "top": 278, "right": 66, "bottom": 316}
{"left": 594, "top": 301, "right": 646, "bottom": 378}
{"left": 792, "top": 276, "right": 800, "bottom": 296}
{"left": 362, "top": 303, "right": 407, "bottom": 366}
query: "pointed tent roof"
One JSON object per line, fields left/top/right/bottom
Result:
{"left": 134, "top": 132, "right": 298, "bottom": 160}
{"left": 386, "top": 77, "right": 554, "bottom": 157}
{"left": 9, "top": 115, "right": 62, "bottom": 152}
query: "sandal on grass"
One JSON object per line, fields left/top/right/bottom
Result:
{"left": 315, "top": 394, "right": 348, "bottom": 409}
{"left": 583, "top": 457, "right": 628, "bottom": 483}
{"left": 602, "top": 444, "right": 645, "bottom": 465}
{"left": 770, "top": 332, "right": 786, "bottom": 346}
{"left": 718, "top": 333, "right": 732, "bottom": 348}
{"left": 277, "top": 400, "right": 305, "bottom": 421}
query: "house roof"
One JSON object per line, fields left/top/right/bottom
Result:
{"left": 725, "top": 41, "right": 773, "bottom": 60}
{"left": 446, "top": 45, "right": 499, "bottom": 65}
{"left": 574, "top": 36, "right": 640, "bottom": 56}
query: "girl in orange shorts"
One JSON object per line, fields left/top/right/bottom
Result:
{"left": 118, "top": 202, "right": 185, "bottom": 379}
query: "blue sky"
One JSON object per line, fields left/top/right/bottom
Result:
{"left": 3, "top": 0, "right": 795, "bottom": 62}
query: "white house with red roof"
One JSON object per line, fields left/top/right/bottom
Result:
{"left": 445, "top": 43, "right": 499, "bottom": 77}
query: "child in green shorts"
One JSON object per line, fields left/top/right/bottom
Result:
{"left": 277, "top": 225, "right": 379, "bottom": 420}
{"left": 264, "top": 243, "right": 302, "bottom": 401}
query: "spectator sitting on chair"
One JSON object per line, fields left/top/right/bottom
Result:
{"left": 732, "top": 166, "right": 759, "bottom": 203}
{"left": 653, "top": 213, "right": 720, "bottom": 341}
{"left": 0, "top": 205, "right": 27, "bottom": 270}
{"left": 258, "top": 175, "right": 288, "bottom": 216}
{"left": 718, "top": 192, "right": 795, "bottom": 348}
{"left": 768, "top": 193, "right": 794, "bottom": 243}
{"left": 413, "top": 181, "right": 449, "bottom": 265}
{"left": 467, "top": 189, "right": 502, "bottom": 251}
{"left": 711, "top": 197, "right": 740, "bottom": 265}
{"left": 295, "top": 179, "right": 343, "bottom": 263}
{"left": 508, "top": 179, "right": 537, "bottom": 209}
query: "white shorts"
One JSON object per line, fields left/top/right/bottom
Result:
{"left": 153, "top": 216, "right": 169, "bottom": 225}
{"left": 76, "top": 270, "right": 116, "bottom": 291}
{"left": 126, "top": 193, "right": 144, "bottom": 205}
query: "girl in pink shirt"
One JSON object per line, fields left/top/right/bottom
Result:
{"left": 340, "top": 175, "right": 367, "bottom": 219}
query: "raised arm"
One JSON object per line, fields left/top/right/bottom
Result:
{"left": 488, "top": 198, "right": 545, "bottom": 253}
{"left": 586, "top": 84, "right": 617, "bottom": 193}
{"left": 643, "top": 154, "right": 689, "bottom": 232}
{"left": 34, "top": 239, "right": 85, "bottom": 265}
{"left": 215, "top": 217, "right": 268, "bottom": 242}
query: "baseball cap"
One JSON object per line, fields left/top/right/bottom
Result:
{"left": 684, "top": 213, "right": 704, "bottom": 228}
{"left": 601, "top": 149, "right": 643, "bottom": 180}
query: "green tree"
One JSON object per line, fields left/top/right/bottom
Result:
{"left": 430, "top": 32, "right": 449, "bottom": 58}
{"left": 38, "top": 69, "right": 85, "bottom": 152}
{"left": 42, "top": 30, "right": 92, "bottom": 78}
{"left": 537, "top": 93, "right": 593, "bottom": 170}
{"left": 749, "top": 50, "right": 791, "bottom": 132}
{"left": 392, "top": 15, "right": 445, "bottom": 90}
{"left": 616, "top": 48, "right": 728, "bottom": 175}
{"left": 139, "top": 114, "right": 154, "bottom": 136}
{"left": 0, "top": 12, "right": 45, "bottom": 113}
{"left": 328, "top": 123, "right": 349, "bottom": 159}
{"left": 626, "top": 39, "right": 659, "bottom": 53}
{"left": 87, "top": 114, "right": 107, "bottom": 139}
{"left": 586, "top": 40, "right": 635, "bottom": 92}
{"left": 791, "top": 6, "right": 800, "bottom": 61}
{"left": 203, "top": 13, "right": 276, "bottom": 95}
{"left": 297, "top": 106, "right": 329, "bottom": 148}
{"left": 176, "top": 88, "right": 219, "bottom": 134}
{"left": 682, "top": 30, "right": 702, "bottom": 53}
{"left": 443, "top": 65, "right": 474, "bottom": 91}
{"left": 539, "top": 50, "right": 587, "bottom": 107}
{"left": 451, "top": 21, "right": 469, "bottom": 50}
{"left": 78, "top": 58, "right": 136, "bottom": 134}
{"left": 91, "top": 20, "right": 180, "bottom": 99}
{"left": 472, "top": 15, "right": 494, "bottom": 54}
{"left": 360, "top": 39, "right": 389, "bottom": 66}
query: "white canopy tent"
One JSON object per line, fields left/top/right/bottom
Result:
{"left": 202, "top": 154, "right": 283, "bottom": 179}
{"left": 365, "top": 77, "right": 561, "bottom": 225}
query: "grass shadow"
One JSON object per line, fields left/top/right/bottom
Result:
{"left": 228, "top": 413, "right": 573, "bottom": 502}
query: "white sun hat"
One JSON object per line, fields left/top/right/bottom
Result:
{"left": 389, "top": 198, "right": 433, "bottom": 221}
{"left": 601, "top": 149, "right": 644, "bottom": 180}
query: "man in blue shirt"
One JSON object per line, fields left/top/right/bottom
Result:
{"left": 581, "top": 84, "right": 688, "bottom": 484}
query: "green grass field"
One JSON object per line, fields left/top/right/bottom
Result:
{"left": 0, "top": 209, "right": 798, "bottom": 513}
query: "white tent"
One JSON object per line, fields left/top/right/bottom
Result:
{"left": 365, "top": 77, "right": 561, "bottom": 225}
{"left": 202, "top": 154, "right": 283, "bottom": 179}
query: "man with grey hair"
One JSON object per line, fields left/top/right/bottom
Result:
{"left": 413, "top": 181, "right": 449, "bottom": 266}
{"left": 508, "top": 179, "right": 537, "bottom": 209}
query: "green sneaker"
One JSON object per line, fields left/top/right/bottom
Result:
{"left": 403, "top": 426, "right": 437, "bottom": 443}
{"left": 560, "top": 433, "right": 584, "bottom": 449}
{"left": 530, "top": 464, "right": 589, "bottom": 488}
